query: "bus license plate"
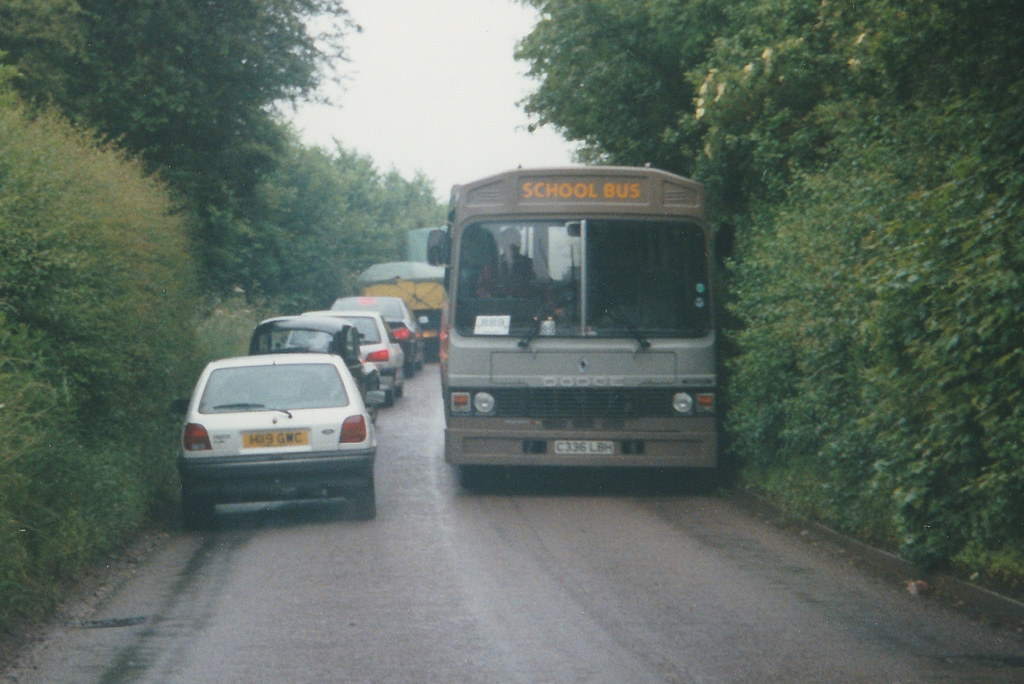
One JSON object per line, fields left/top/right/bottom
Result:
{"left": 554, "top": 440, "right": 614, "bottom": 455}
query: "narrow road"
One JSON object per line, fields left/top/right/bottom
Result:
{"left": 5, "top": 365, "right": 1023, "bottom": 682}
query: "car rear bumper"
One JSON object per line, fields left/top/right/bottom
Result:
{"left": 178, "top": 449, "right": 375, "bottom": 504}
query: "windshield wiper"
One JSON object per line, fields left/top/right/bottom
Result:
{"left": 213, "top": 402, "right": 266, "bottom": 411}
{"left": 518, "top": 316, "right": 544, "bottom": 348}
{"left": 518, "top": 300, "right": 560, "bottom": 349}
{"left": 603, "top": 309, "right": 651, "bottom": 352}
{"left": 212, "top": 403, "right": 293, "bottom": 418}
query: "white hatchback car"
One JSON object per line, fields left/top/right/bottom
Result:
{"left": 176, "top": 354, "right": 383, "bottom": 528}
{"left": 304, "top": 310, "right": 405, "bottom": 406}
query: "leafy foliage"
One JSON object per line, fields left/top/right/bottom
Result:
{"left": 718, "top": 1, "right": 1024, "bottom": 581}
{"left": 246, "top": 142, "right": 445, "bottom": 310}
{"left": 0, "top": 0, "right": 85, "bottom": 106}
{"left": 0, "top": 0, "right": 360, "bottom": 295}
{"left": 0, "top": 101, "right": 202, "bottom": 628}
{"left": 517, "top": 0, "right": 726, "bottom": 171}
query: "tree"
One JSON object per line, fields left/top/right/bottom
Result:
{"left": 516, "top": 0, "right": 726, "bottom": 173}
{"left": 0, "top": 0, "right": 85, "bottom": 107}
{"left": 0, "top": 0, "right": 358, "bottom": 293}
{"left": 245, "top": 140, "right": 445, "bottom": 311}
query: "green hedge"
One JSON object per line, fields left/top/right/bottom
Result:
{"left": 727, "top": 101, "right": 1024, "bottom": 589}
{"left": 0, "top": 101, "right": 201, "bottom": 628}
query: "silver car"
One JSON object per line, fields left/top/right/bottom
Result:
{"left": 176, "top": 354, "right": 382, "bottom": 528}
{"left": 305, "top": 310, "right": 405, "bottom": 406}
{"left": 330, "top": 296, "right": 424, "bottom": 376}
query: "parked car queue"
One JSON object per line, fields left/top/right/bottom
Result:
{"left": 172, "top": 303, "right": 429, "bottom": 530}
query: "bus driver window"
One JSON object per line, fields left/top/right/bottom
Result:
{"left": 459, "top": 226, "right": 499, "bottom": 299}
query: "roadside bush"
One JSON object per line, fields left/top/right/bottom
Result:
{"left": 194, "top": 295, "right": 267, "bottom": 362}
{"left": 0, "top": 320, "right": 66, "bottom": 620}
{"left": 727, "top": 120, "right": 901, "bottom": 546}
{"left": 728, "top": 101, "right": 1024, "bottom": 588}
{"left": 858, "top": 103, "right": 1024, "bottom": 582}
{"left": 0, "top": 101, "right": 201, "bottom": 629}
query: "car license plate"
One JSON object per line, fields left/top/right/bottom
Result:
{"left": 554, "top": 440, "right": 614, "bottom": 455}
{"left": 243, "top": 430, "right": 309, "bottom": 448}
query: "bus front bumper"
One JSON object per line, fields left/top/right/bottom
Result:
{"left": 443, "top": 416, "right": 717, "bottom": 468}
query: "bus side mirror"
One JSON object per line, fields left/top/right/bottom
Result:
{"left": 427, "top": 228, "right": 450, "bottom": 266}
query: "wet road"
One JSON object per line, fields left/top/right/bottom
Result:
{"left": 5, "top": 364, "right": 1023, "bottom": 682}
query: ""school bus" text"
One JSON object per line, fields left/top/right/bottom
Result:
{"left": 520, "top": 180, "right": 643, "bottom": 202}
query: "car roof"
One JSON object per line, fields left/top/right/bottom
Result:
{"left": 330, "top": 296, "right": 409, "bottom": 316}
{"left": 334, "top": 295, "right": 404, "bottom": 305}
{"left": 308, "top": 309, "right": 387, "bottom": 324}
{"left": 255, "top": 315, "right": 354, "bottom": 332}
{"left": 207, "top": 353, "right": 349, "bottom": 370}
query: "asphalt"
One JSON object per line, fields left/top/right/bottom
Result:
{"left": 734, "top": 489, "right": 1024, "bottom": 629}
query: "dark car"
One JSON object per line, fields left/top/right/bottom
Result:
{"left": 249, "top": 315, "right": 380, "bottom": 402}
{"left": 304, "top": 310, "right": 405, "bottom": 406}
{"left": 330, "top": 296, "right": 424, "bottom": 376}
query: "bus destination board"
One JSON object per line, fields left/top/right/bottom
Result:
{"left": 519, "top": 177, "right": 648, "bottom": 204}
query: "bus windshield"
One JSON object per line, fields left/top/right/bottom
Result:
{"left": 454, "top": 219, "right": 710, "bottom": 339}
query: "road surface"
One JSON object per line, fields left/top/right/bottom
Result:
{"left": 4, "top": 365, "right": 1023, "bottom": 682}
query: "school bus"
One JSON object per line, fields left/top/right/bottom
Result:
{"left": 428, "top": 167, "right": 717, "bottom": 482}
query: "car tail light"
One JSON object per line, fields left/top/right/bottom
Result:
{"left": 183, "top": 423, "right": 211, "bottom": 451}
{"left": 391, "top": 326, "right": 411, "bottom": 341}
{"left": 365, "top": 349, "right": 389, "bottom": 362}
{"left": 340, "top": 415, "right": 367, "bottom": 443}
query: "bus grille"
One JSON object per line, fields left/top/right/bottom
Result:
{"left": 488, "top": 388, "right": 675, "bottom": 419}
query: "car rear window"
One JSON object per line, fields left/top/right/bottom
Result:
{"left": 199, "top": 364, "right": 349, "bottom": 413}
{"left": 346, "top": 316, "right": 382, "bottom": 343}
{"left": 252, "top": 329, "right": 334, "bottom": 354}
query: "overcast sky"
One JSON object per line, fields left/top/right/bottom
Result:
{"left": 291, "top": 0, "right": 577, "bottom": 199}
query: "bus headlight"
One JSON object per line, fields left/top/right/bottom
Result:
{"left": 673, "top": 392, "right": 694, "bottom": 414}
{"left": 473, "top": 392, "right": 495, "bottom": 415}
